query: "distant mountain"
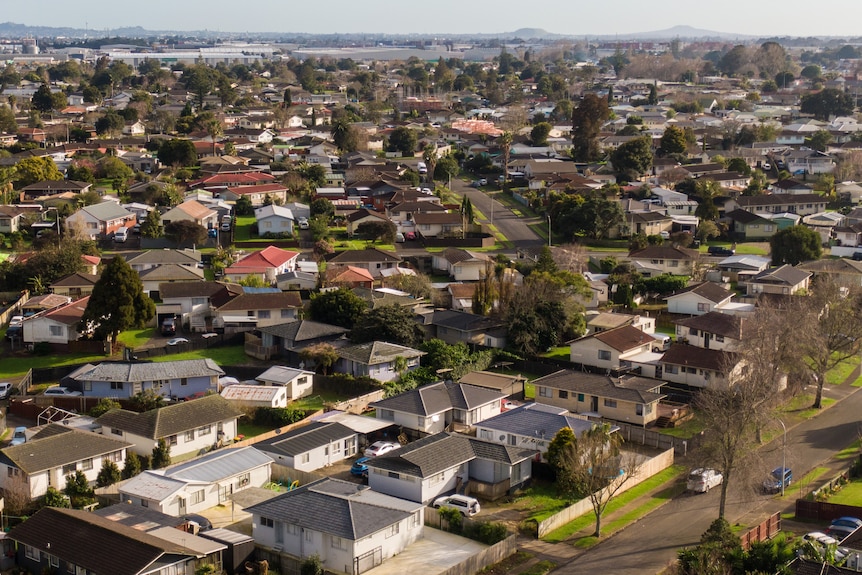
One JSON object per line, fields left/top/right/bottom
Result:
{"left": 598, "top": 25, "right": 756, "bottom": 41}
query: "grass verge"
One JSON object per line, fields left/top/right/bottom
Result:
{"left": 827, "top": 479, "right": 862, "bottom": 505}
{"left": 826, "top": 355, "right": 860, "bottom": 386}
{"left": 835, "top": 439, "right": 861, "bottom": 460}
{"left": 779, "top": 466, "right": 829, "bottom": 499}
{"left": 659, "top": 417, "right": 705, "bottom": 439}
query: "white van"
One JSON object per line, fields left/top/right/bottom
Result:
{"left": 652, "top": 335, "right": 671, "bottom": 352}
{"left": 114, "top": 228, "right": 128, "bottom": 243}
{"left": 417, "top": 161, "right": 427, "bottom": 174}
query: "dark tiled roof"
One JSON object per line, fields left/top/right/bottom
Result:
{"left": 428, "top": 309, "right": 503, "bottom": 332}
{"left": 217, "top": 291, "right": 302, "bottom": 311}
{"left": 257, "top": 320, "right": 349, "bottom": 343}
{"left": 725, "top": 208, "right": 770, "bottom": 224}
{"left": 593, "top": 325, "right": 658, "bottom": 352}
{"left": 7, "top": 507, "right": 196, "bottom": 575}
{"left": 126, "top": 249, "right": 201, "bottom": 266}
{"left": 158, "top": 281, "right": 237, "bottom": 300}
{"left": 477, "top": 402, "right": 595, "bottom": 440}
{"left": 661, "top": 343, "right": 736, "bottom": 371}
{"left": 666, "top": 282, "right": 733, "bottom": 303}
{"left": 71, "top": 359, "right": 223, "bottom": 382}
{"left": 50, "top": 272, "right": 99, "bottom": 287}
{"left": 95, "top": 395, "right": 242, "bottom": 440}
{"left": 440, "top": 248, "right": 490, "bottom": 265}
{"left": 628, "top": 245, "right": 699, "bottom": 260}
{"left": 735, "top": 193, "right": 824, "bottom": 207}
{"left": 751, "top": 265, "right": 811, "bottom": 286}
{"left": 675, "top": 311, "right": 744, "bottom": 339}
{"left": 370, "top": 381, "right": 505, "bottom": 416}
{"left": 532, "top": 370, "right": 665, "bottom": 404}
{"left": 255, "top": 422, "right": 354, "bottom": 457}
{"left": 0, "top": 425, "right": 131, "bottom": 474}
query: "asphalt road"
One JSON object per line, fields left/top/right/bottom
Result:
{"left": 556, "top": 385, "right": 862, "bottom": 575}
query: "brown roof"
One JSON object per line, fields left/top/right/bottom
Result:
{"left": 176, "top": 199, "right": 215, "bottom": 220}
{"left": 42, "top": 295, "right": 90, "bottom": 325}
{"left": 50, "top": 272, "right": 99, "bottom": 287}
{"left": 629, "top": 245, "right": 700, "bottom": 260}
{"left": 661, "top": 343, "right": 736, "bottom": 372}
{"left": 593, "top": 325, "right": 658, "bottom": 352}
{"left": 532, "top": 369, "right": 665, "bottom": 404}
{"left": 217, "top": 291, "right": 302, "bottom": 312}
{"left": 675, "top": 311, "right": 744, "bottom": 339}
{"left": 666, "top": 282, "right": 733, "bottom": 303}
{"left": 413, "top": 212, "right": 462, "bottom": 225}
{"left": 448, "top": 283, "right": 476, "bottom": 298}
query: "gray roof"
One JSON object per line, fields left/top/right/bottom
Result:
{"left": 80, "top": 201, "right": 134, "bottom": 221}
{"left": 665, "top": 282, "right": 733, "bottom": 303}
{"left": 164, "top": 446, "right": 272, "bottom": 482}
{"left": 94, "top": 502, "right": 186, "bottom": 531}
{"left": 126, "top": 249, "right": 202, "bottom": 266}
{"left": 337, "top": 341, "right": 424, "bottom": 365}
{"left": 257, "top": 320, "right": 349, "bottom": 344}
{"left": 477, "top": 402, "right": 596, "bottom": 441}
{"left": 254, "top": 422, "right": 355, "bottom": 457}
{"left": 256, "top": 365, "right": 314, "bottom": 384}
{"left": 532, "top": 370, "right": 666, "bottom": 405}
{"left": 71, "top": 359, "right": 224, "bottom": 383}
{"left": 370, "top": 381, "right": 505, "bottom": 417}
{"left": 427, "top": 310, "right": 503, "bottom": 332}
{"left": 750, "top": 265, "right": 812, "bottom": 286}
{"left": 138, "top": 264, "right": 205, "bottom": 282}
{"left": 0, "top": 424, "right": 131, "bottom": 474}
{"left": 326, "top": 248, "right": 401, "bottom": 264}
{"left": 119, "top": 471, "right": 187, "bottom": 503}
{"left": 245, "top": 478, "right": 423, "bottom": 540}
{"left": 96, "top": 395, "right": 242, "bottom": 440}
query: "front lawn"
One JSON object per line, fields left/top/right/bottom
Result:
{"left": 0, "top": 351, "right": 114, "bottom": 379}
{"left": 827, "top": 479, "right": 862, "bottom": 506}
{"left": 234, "top": 215, "right": 256, "bottom": 241}
{"left": 150, "top": 345, "right": 255, "bottom": 366}
{"left": 659, "top": 416, "right": 705, "bottom": 439}
{"left": 291, "top": 391, "right": 352, "bottom": 412}
{"left": 116, "top": 328, "right": 156, "bottom": 348}
{"left": 826, "top": 355, "right": 860, "bottom": 386}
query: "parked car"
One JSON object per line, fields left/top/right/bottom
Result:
{"left": 831, "top": 517, "right": 862, "bottom": 530}
{"left": 762, "top": 467, "right": 792, "bottom": 493}
{"left": 433, "top": 494, "right": 481, "bottom": 517}
{"left": 0, "top": 382, "right": 12, "bottom": 400}
{"left": 10, "top": 426, "right": 26, "bottom": 446}
{"left": 220, "top": 221, "right": 231, "bottom": 232}
{"left": 364, "top": 441, "right": 400, "bottom": 457}
{"left": 707, "top": 246, "right": 735, "bottom": 256}
{"left": 687, "top": 468, "right": 723, "bottom": 493}
{"left": 350, "top": 457, "right": 371, "bottom": 476}
{"left": 161, "top": 317, "right": 177, "bottom": 336}
{"left": 114, "top": 228, "right": 128, "bottom": 243}
{"left": 395, "top": 232, "right": 405, "bottom": 243}
{"left": 208, "top": 228, "right": 218, "bottom": 238}
{"left": 43, "top": 387, "right": 82, "bottom": 397}
{"left": 825, "top": 523, "right": 858, "bottom": 540}
{"left": 803, "top": 532, "right": 848, "bottom": 559}
{"left": 405, "top": 231, "right": 416, "bottom": 241}
{"left": 167, "top": 337, "right": 190, "bottom": 346}
{"left": 9, "top": 316, "right": 24, "bottom": 326}
{"left": 181, "top": 514, "right": 212, "bottom": 532}
{"left": 298, "top": 217, "right": 309, "bottom": 230}
{"left": 478, "top": 178, "right": 488, "bottom": 186}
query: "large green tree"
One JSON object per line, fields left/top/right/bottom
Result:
{"left": 14, "top": 156, "right": 63, "bottom": 188}
{"left": 80, "top": 256, "right": 155, "bottom": 343}
{"left": 659, "top": 126, "right": 687, "bottom": 156}
{"left": 800, "top": 88, "right": 855, "bottom": 121}
{"left": 530, "top": 122, "right": 552, "bottom": 146}
{"left": 611, "top": 136, "right": 653, "bottom": 181}
{"left": 549, "top": 191, "right": 625, "bottom": 241}
{"left": 386, "top": 126, "right": 418, "bottom": 157}
{"left": 165, "top": 220, "right": 207, "bottom": 247}
{"left": 571, "top": 93, "right": 610, "bottom": 162}
{"left": 769, "top": 225, "right": 822, "bottom": 265}
{"left": 140, "top": 209, "right": 163, "bottom": 239}
{"left": 308, "top": 288, "right": 368, "bottom": 329}
{"left": 31, "top": 83, "right": 55, "bottom": 113}
{"left": 349, "top": 304, "right": 424, "bottom": 347}
{"left": 158, "top": 139, "right": 198, "bottom": 167}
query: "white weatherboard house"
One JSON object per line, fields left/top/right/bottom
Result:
{"left": 253, "top": 422, "right": 358, "bottom": 472}
{"left": 255, "top": 366, "right": 315, "bottom": 401}
{"left": 95, "top": 395, "right": 242, "bottom": 459}
{"left": 119, "top": 446, "right": 273, "bottom": 516}
{"left": 221, "top": 384, "right": 289, "bottom": 409}
{"left": 66, "top": 359, "right": 224, "bottom": 400}
{"left": 246, "top": 478, "right": 425, "bottom": 575}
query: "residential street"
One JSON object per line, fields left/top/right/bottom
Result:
{"left": 551, "top": 383, "right": 862, "bottom": 575}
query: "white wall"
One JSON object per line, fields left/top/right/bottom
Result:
{"left": 103, "top": 419, "right": 238, "bottom": 458}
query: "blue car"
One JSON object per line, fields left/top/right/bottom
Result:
{"left": 350, "top": 457, "right": 371, "bottom": 476}
{"left": 208, "top": 228, "right": 218, "bottom": 238}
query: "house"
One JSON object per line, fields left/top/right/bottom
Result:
{"left": 221, "top": 384, "right": 290, "bottom": 409}
{"left": 254, "top": 422, "right": 358, "bottom": 472}
{"left": 254, "top": 204, "right": 295, "bottom": 236}
{"left": 158, "top": 281, "right": 240, "bottom": 333}
{"left": 20, "top": 179, "right": 92, "bottom": 200}
{"left": 64, "top": 201, "right": 136, "bottom": 239}
{"left": 412, "top": 211, "right": 463, "bottom": 238}
{"left": 326, "top": 265, "right": 375, "bottom": 289}
{"left": 20, "top": 293, "right": 72, "bottom": 316}
{"left": 254, "top": 319, "right": 349, "bottom": 362}
{"left": 627, "top": 245, "right": 700, "bottom": 277}
{"left": 335, "top": 341, "right": 424, "bottom": 383}
{"left": 419, "top": 309, "right": 505, "bottom": 346}
{"left": 432, "top": 248, "right": 492, "bottom": 281}
{"left": 665, "top": 282, "right": 734, "bottom": 315}
{"left": 122, "top": 120, "right": 146, "bottom": 136}
{"left": 246, "top": 478, "right": 425, "bottom": 575}
{"left": 119, "top": 446, "right": 273, "bottom": 515}
{"left": 255, "top": 366, "right": 315, "bottom": 400}
{"left": 746, "top": 265, "right": 811, "bottom": 296}
{"left": 21, "top": 296, "right": 91, "bottom": 346}
{"left": 276, "top": 270, "right": 319, "bottom": 291}
{"left": 126, "top": 249, "right": 202, "bottom": 272}
{"left": 161, "top": 200, "right": 219, "bottom": 229}
{"left": 674, "top": 311, "right": 744, "bottom": 351}
{"left": 585, "top": 312, "right": 656, "bottom": 335}
{"left": 366, "top": 432, "right": 535, "bottom": 504}
{"left": 532, "top": 369, "right": 666, "bottom": 426}
{"left": 626, "top": 211, "right": 672, "bottom": 237}
{"left": 66, "top": 359, "right": 224, "bottom": 400}
{"left": 447, "top": 283, "right": 476, "bottom": 312}
{"left": 660, "top": 343, "right": 739, "bottom": 389}
{"left": 214, "top": 291, "right": 303, "bottom": 330}
{"left": 221, "top": 183, "right": 289, "bottom": 206}
{"left": 0, "top": 424, "right": 130, "bottom": 499}
{"left": 474, "top": 402, "right": 597, "bottom": 461}
{"left": 797, "top": 258, "right": 862, "bottom": 287}
{"left": 95, "top": 394, "right": 242, "bottom": 458}
{"left": 8, "top": 507, "right": 208, "bottom": 575}
{"left": 139, "top": 264, "right": 206, "bottom": 296}
{"left": 716, "top": 255, "right": 771, "bottom": 282}
{"left": 724, "top": 209, "right": 778, "bottom": 241}
{"left": 325, "top": 248, "right": 403, "bottom": 279}
{"left": 723, "top": 194, "right": 827, "bottom": 217}
{"left": 0, "top": 205, "right": 28, "bottom": 233}
{"left": 50, "top": 272, "right": 99, "bottom": 298}
{"left": 346, "top": 209, "right": 394, "bottom": 239}
{"left": 370, "top": 380, "right": 505, "bottom": 436}
{"left": 224, "top": 246, "right": 299, "bottom": 284}
{"left": 458, "top": 371, "right": 526, "bottom": 400}
{"left": 568, "top": 325, "right": 661, "bottom": 370}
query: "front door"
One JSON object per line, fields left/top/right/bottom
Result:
{"left": 591, "top": 396, "right": 599, "bottom": 412}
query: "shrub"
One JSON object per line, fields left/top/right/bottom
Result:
{"left": 253, "top": 406, "right": 307, "bottom": 427}
{"left": 464, "top": 521, "right": 509, "bottom": 545}
{"left": 437, "top": 506, "right": 462, "bottom": 532}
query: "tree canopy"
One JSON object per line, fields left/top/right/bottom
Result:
{"left": 80, "top": 256, "right": 155, "bottom": 343}
{"left": 769, "top": 225, "right": 822, "bottom": 265}
{"left": 308, "top": 288, "right": 368, "bottom": 329}
{"left": 165, "top": 220, "right": 207, "bottom": 247}
{"left": 611, "top": 136, "right": 653, "bottom": 181}
{"left": 349, "top": 304, "right": 424, "bottom": 347}
{"left": 571, "top": 93, "right": 610, "bottom": 162}
{"left": 800, "top": 88, "right": 855, "bottom": 121}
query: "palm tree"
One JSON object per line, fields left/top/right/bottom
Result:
{"left": 205, "top": 119, "right": 223, "bottom": 157}
{"left": 499, "top": 131, "right": 513, "bottom": 183}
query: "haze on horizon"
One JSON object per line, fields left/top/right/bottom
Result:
{"left": 5, "top": 0, "right": 862, "bottom": 38}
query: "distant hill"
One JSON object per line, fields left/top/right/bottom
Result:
{"left": 606, "top": 25, "right": 756, "bottom": 41}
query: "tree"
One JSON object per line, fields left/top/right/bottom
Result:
{"left": 122, "top": 452, "right": 142, "bottom": 479}
{"left": 301, "top": 555, "right": 324, "bottom": 575}
{"left": 310, "top": 197, "right": 335, "bottom": 221}
{"left": 808, "top": 129, "right": 833, "bottom": 152}
{"left": 611, "top": 136, "right": 653, "bottom": 181}
{"left": 572, "top": 93, "right": 610, "bottom": 162}
{"left": 800, "top": 64, "right": 822, "bottom": 80}
{"left": 692, "top": 179, "right": 721, "bottom": 222}
{"left": 95, "top": 111, "right": 125, "bottom": 136}
{"left": 499, "top": 131, "right": 513, "bottom": 181}
{"left": 80, "top": 256, "right": 155, "bottom": 343}
{"left": 141, "top": 209, "right": 163, "bottom": 239}
{"left": 0, "top": 106, "right": 17, "bottom": 133}
{"left": 88, "top": 398, "right": 121, "bottom": 418}
{"left": 725, "top": 157, "right": 752, "bottom": 176}
{"left": 356, "top": 220, "right": 396, "bottom": 243}
{"left": 696, "top": 220, "right": 720, "bottom": 243}
{"left": 44, "top": 486, "right": 71, "bottom": 508}
{"left": 235, "top": 195, "right": 253, "bottom": 216}
{"left": 800, "top": 88, "right": 855, "bottom": 121}
{"left": 331, "top": 118, "right": 360, "bottom": 153}
{"left": 647, "top": 83, "right": 658, "bottom": 105}
{"left": 14, "top": 156, "right": 63, "bottom": 187}
{"left": 130, "top": 388, "right": 166, "bottom": 412}
{"left": 158, "top": 138, "right": 197, "bottom": 167}
{"left": 530, "top": 122, "right": 552, "bottom": 146}
{"left": 31, "top": 83, "right": 55, "bottom": 113}
{"left": 183, "top": 64, "right": 214, "bottom": 108}
{"left": 659, "top": 126, "right": 687, "bottom": 156}
{"left": 165, "top": 220, "right": 207, "bottom": 247}
{"left": 387, "top": 126, "right": 418, "bottom": 156}
{"left": 96, "top": 459, "right": 122, "bottom": 488}
{"left": 553, "top": 423, "right": 642, "bottom": 537}
{"left": 64, "top": 470, "right": 95, "bottom": 508}
{"left": 549, "top": 191, "right": 625, "bottom": 241}
{"left": 769, "top": 225, "right": 822, "bottom": 265}
{"left": 151, "top": 439, "right": 171, "bottom": 469}
{"left": 350, "top": 304, "right": 425, "bottom": 347}
{"left": 308, "top": 288, "right": 368, "bottom": 329}
{"left": 299, "top": 342, "right": 340, "bottom": 375}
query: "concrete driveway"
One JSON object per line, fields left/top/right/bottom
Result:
{"left": 363, "top": 527, "right": 486, "bottom": 575}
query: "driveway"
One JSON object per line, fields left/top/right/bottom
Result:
{"left": 363, "top": 527, "right": 486, "bottom": 575}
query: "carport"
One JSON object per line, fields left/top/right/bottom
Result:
{"left": 361, "top": 527, "right": 486, "bottom": 575}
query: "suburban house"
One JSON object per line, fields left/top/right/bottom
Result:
{"left": 745, "top": 265, "right": 812, "bottom": 296}
{"left": 716, "top": 255, "right": 771, "bottom": 282}
{"left": 246, "top": 478, "right": 424, "bottom": 575}
{"left": 95, "top": 395, "right": 242, "bottom": 459}
{"left": 585, "top": 312, "right": 656, "bottom": 335}
{"left": 325, "top": 248, "right": 403, "bottom": 279}
{"left": 161, "top": 200, "right": 219, "bottom": 229}
{"left": 126, "top": 249, "right": 202, "bottom": 273}
{"left": 458, "top": 371, "right": 526, "bottom": 399}
{"left": 626, "top": 211, "right": 672, "bottom": 237}
{"left": 50, "top": 272, "right": 99, "bottom": 298}
{"left": 325, "top": 265, "right": 375, "bottom": 289}
{"left": 568, "top": 325, "right": 662, "bottom": 370}
{"left": 473, "top": 402, "right": 597, "bottom": 461}
{"left": 139, "top": 264, "right": 206, "bottom": 296}
{"left": 532, "top": 370, "right": 666, "bottom": 426}
{"left": 64, "top": 201, "right": 136, "bottom": 240}
{"left": 158, "top": 281, "right": 240, "bottom": 333}
{"left": 252, "top": 320, "right": 349, "bottom": 363}
{"left": 369, "top": 380, "right": 506, "bottom": 436}
{"left": 665, "top": 282, "right": 734, "bottom": 315}
{"left": 254, "top": 204, "right": 296, "bottom": 236}
{"left": 346, "top": 209, "right": 393, "bottom": 237}
{"left": 222, "top": 183, "right": 289, "bottom": 205}
{"left": 8, "top": 507, "right": 211, "bottom": 575}
{"left": 797, "top": 258, "right": 862, "bottom": 287}
{"left": 674, "top": 311, "right": 744, "bottom": 351}
{"left": 21, "top": 296, "right": 91, "bottom": 346}
{"left": 65, "top": 359, "right": 224, "bottom": 400}
{"left": 214, "top": 291, "right": 303, "bottom": 330}
{"left": 660, "top": 344, "right": 740, "bottom": 389}
{"left": 447, "top": 283, "right": 476, "bottom": 312}
{"left": 335, "top": 341, "right": 424, "bottom": 383}
{"left": 223, "top": 246, "right": 299, "bottom": 284}
{"left": 0, "top": 424, "right": 130, "bottom": 499}
{"left": 412, "top": 211, "right": 463, "bottom": 238}
{"left": 627, "top": 245, "right": 700, "bottom": 277}
{"left": 418, "top": 309, "right": 506, "bottom": 346}
{"left": 255, "top": 366, "right": 315, "bottom": 400}
{"left": 119, "top": 446, "right": 273, "bottom": 515}
{"left": 432, "top": 248, "right": 492, "bottom": 281}
{"left": 366, "top": 432, "right": 535, "bottom": 504}
{"left": 723, "top": 193, "right": 827, "bottom": 216}
{"left": 221, "top": 385, "right": 290, "bottom": 409}
{"left": 0, "top": 205, "right": 27, "bottom": 233}
{"left": 724, "top": 209, "right": 778, "bottom": 241}
{"left": 254, "top": 422, "right": 358, "bottom": 472}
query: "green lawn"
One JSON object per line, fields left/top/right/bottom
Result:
{"left": 290, "top": 391, "right": 351, "bottom": 411}
{"left": 116, "top": 328, "right": 156, "bottom": 348}
{"left": 514, "top": 482, "right": 573, "bottom": 524}
{"left": 826, "top": 356, "right": 860, "bottom": 386}
{"left": 0, "top": 351, "right": 114, "bottom": 379}
{"left": 835, "top": 440, "right": 862, "bottom": 460}
{"left": 234, "top": 215, "right": 256, "bottom": 241}
{"left": 237, "top": 422, "right": 275, "bottom": 438}
{"left": 781, "top": 394, "right": 837, "bottom": 420}
{"left": 525, "top": 382, "right": 535, "bottom": 399}
{"left": 703, "top": 242, "right": 769, "bottom": 256}
{"left": 0, "top": 252, "right": 9, "bottom": 263}
{"left": 150, "top": 345, "right": 254, "bottom": 366}
{"left": 659, "top": 416, "right": 705, "bottom": 439}
{"left": 779, "top": 466, "right": 829, "bottom": 499}
{"left": 542, "top": 347, "right": 570, "bottom": 361}
{"left": 828, "top": 479, "right": 862, "bottom": 506}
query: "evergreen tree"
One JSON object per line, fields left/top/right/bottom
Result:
{"left": 80, "top": 257, "right": 155, "bottom": 343}
{"left": 151, "top": 439, "right": 171, "bottom": 469}
{"left": 96, "top": 460, "right": 122, "bottom": 488}
{"left": 140, "top": 209, "right": 163, "bottom": 239}
{"left": 122, "top": 452, "right": 142, "bottom": 479}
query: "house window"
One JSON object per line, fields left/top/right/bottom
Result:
{"left": 686, "top": 367, "right": 697, "bottom": 374}
{"left": 258, "top": 310, "right": 271, "bottom": 319}
{"left": 24, "top": 545, "right": 37, "bottom": 560}
{"left": 198, "top": 425, "right": 212, "bottom": 436}
{"left": 538, "top": 387, "right": 552, "bottom": 398}
{"left": 49, "top": 325, "right": 63, "bottom": 337}
{"left": 603, "top": 399, "right": 617, "bottom": 409}
{"left": 63, "top": 463, "right": 76, "bottom": 475}
{"left": 140, "top": 499, "right": 148, "bottom": 508}
{"left": 665, "top": 365, "right": 679, "bottom": 374}
{"left": 301, "top": 453, "right": 310, "bottom": 464}
{"left": 281, "top": 309, "right": 292, "bottom": 318}
{"left": 180, "top": 378, "right": 188, "bottom": 386}
{"left": 185, "top": 430, "right": 195, "bottom": 442}
{"left": 697, "top": 303, "right": 708, "bottom": 312}
{"left": 261, "top": 517, "right": 274, "bottom": 528}
{"left": 111, "top": 428, "right": 123, "bottom": 436}
{"left": 287, "top": 524, "right": 299, "bottom": 535}
{"left": 106, "top": 451, "right": 122, "bottom": 463}
{"left": 385, "top": 523, "right": 400, "bottom": 539}
{"left": 238, "top": 473, "right": 250, "bottom": 487}
{"left": 598, "top": 350, "right": 612, "bottom": 361}
{"left": 190, "top": 489, "right": 205, "bottom": 505}
{"left": 577, "top": 393, "right": 585, "bottom": 402}
{"left": 636, "top": 404, "right": 644, "bottom": 416}
{"left": 479, "top": 429, "right": 492, "bottom": 440}
{"left": 168, "top": 435, "right": 178, "bottom": 446}
{"left": 689, "top": 328, "right": 699, "bottom": 336}
{"left": 670, "top": 260, "right": 679, "bottom": 267}
{"left": 558, "top": 390, "right": 568, "bottom": 399}
{"left": 81, "top": 458, "right": 93, "bottom": 471}
{"left": 388, "top": 471, "right": 400, "bottom": 479}
{"left": 715, "top": 335, "right": 725, "bottom": 343}
{"left": 508, "top": 434, "right": 517, "bottom": 446}
{"left": 378, "top": 409, "right": 395, "bottom": 421}
{"left": 411, "top": 512, "right": 421, "bottom": 528}
{"left": 191, "top": 297, "right": 207, "bottom": 306}
{"left": 110, "top": 381, "right": 123, "bottom": 390}
{"left": 331, "top": 536, "right": 347, "bottom": 550}
{"left": 306, "top": 529, "right": 313, "bottom": 542}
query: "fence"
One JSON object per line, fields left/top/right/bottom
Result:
{"left": 794, "top": 467, "right": 855, "bottom": 521}
{"left": 613, "top": 421, "right": 695, "bottom": 456}
{"left": 434, "top": 534, "right": 519, "bottom": 575}
{"left": 230, "top": 410, "right": 324, "bottom": 448}
{"left": 328, "top": 389, "right": 385, "bottom": 414}
{"left": 0, "top": 290, "right": 27, "bottom": 326}
{"left": 739, "top": 512, "right": 781, "bottom": 550}
{"left": 536, "top": 447, "right": 675, "bottom": 538}
{"left": 269, "top": 463, "right": 327, "bottom": 489}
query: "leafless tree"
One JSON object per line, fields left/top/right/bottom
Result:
{"left": 552, "top": 243, "right": 587, "bottom": 274}
{"left": 3, "top": 472, "right": 33, "bottom": 517}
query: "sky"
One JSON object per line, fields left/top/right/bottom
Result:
{"left": 4, "top": 0, "right": 861, "bottom": 38}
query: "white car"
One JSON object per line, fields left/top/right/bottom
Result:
{"left": 433, "top": 494, "right": 481, "bottom": 516}
{"left": 687, "top": 468, "right": 723, "bottom": 493}
{"left": 365, "top": 441, "right": 400, "bottom": 457}
{"left": 9, "top": 316, "right": 23, "bottom": 326}
{"left": 298, "top": 217, "right": 309, "bottom": 230}
{"left": 43, "top": 387, "right": 82, "bottom": 397}
{"left": 167, "top": 337, "right": 190, "bottom": 346}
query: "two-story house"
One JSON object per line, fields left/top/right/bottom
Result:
{"left": 569, "top": 325, "right": 661, "bottom": 370}
{"left": 660, "top": 343, "right": 740, "bottom": 389}
{"left": 325, "top": 248, "right": 403, "bottom": 280}
{"left": 255, "top": 366, "right": 315, "bottom": 400}
{"left": 64, "top": 201, "right": 136, "bottom": 240}
{"left": 158, "top": 281, "right": 240, "bottom": 333}
{"left": 214, "top": 291, "right": 303, "bottom": 330}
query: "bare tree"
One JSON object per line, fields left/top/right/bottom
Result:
{"left": 3, "top": 472, "right": 33, "bottom": 517}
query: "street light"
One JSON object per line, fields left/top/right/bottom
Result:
{"left": 547, "top": 214, "right": 552, "bottom": 248}
{"left": 777, "top": 418, "right": 787, "bottom": 497}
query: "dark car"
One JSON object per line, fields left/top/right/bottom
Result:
{"left": 762, "top": 467, "right": 792, "bottom": 493}
{"left": 161, "top": 317, "right": 177, "bottom": 336}
{"left": 707, "top": 246, "right": 735, "bottom": 256}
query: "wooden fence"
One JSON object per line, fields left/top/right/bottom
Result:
{"left": 328, "top": 389, "right": 385, "bottom": 414}
{"left": 796, "top": 499, "right": 862, "bottom": 523}
{"left": 739, "top": 512, "right": 781, "bottom": 550}
{"left": 433, "top": 534, "right": 519, "bottom": 575}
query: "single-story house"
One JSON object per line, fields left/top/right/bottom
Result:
{"left": 254, "top": 320, "right": 349, "bottom": 364}
{"left": 746, "top": 265, "right": 812, "bottom": 296}
{"left": 161, "top": 200, "right": 219, "bottom": 229}
{"left": 254, "top": 422, "right": 358, "bottom": 472}
{"left": 665, "top": 282, "right": 734, "bottom": 315}
{"left": 660, "top": 343, "right": 740, "bottom": 389}
{"left": 64, "top": 201, "right": 136, "bottom": 240}
{"left": 255, "top": 366, "right": 315, "bottom": 400}
{"left": 255, "top": 204, "right": 295, "bottom": 236}
{"left": 568, "top": 325, "right": 661, "bottom": 370}
{"left": 49, "top": 272, "right": 99, "bottom": 298}
{"left": 458, "top": 371, "right": 526, "bottom": 399}
{"left": 628, "top": 246, "right": 700, "bottom": 277}
{"left": 223, "top": 246, "right": 299, "bottom": 284}
{"left": 221, "top": 384, "right": 290, "bottom": 409}
{"left": 674, "top": 311, "right": 744, "bottom": 351}
{"left": 325, "top": 248, "right": 403, "bottom": 279}
{"left": 418, "top": 309, "right": 505, "bottom": 346}
{"left": 21, "top": 296, "right": 91, "bottom": 345}
{"left": 335, "top": 341, "right": 424, "bottom": 383}
{"left": 214, "top": 291, "right": 303, "bottom": 330}
{"left": 724, "top": 209, "right": 778, "bottom": 241}
{"left": 432, "top": 248, "right": 492, "bottom": 282}
{"left": 66, "top": 359, "right": 224, "bottom": 400}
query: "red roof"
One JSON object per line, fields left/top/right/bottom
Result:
{"left": 233, "top": 246, "right": 299, "bottom": 270}
{"left": 189, "top": 172, "right": 275, "bottom": 188}
{"left": 228, "top": 183, "right": 288, "bottom": 195}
